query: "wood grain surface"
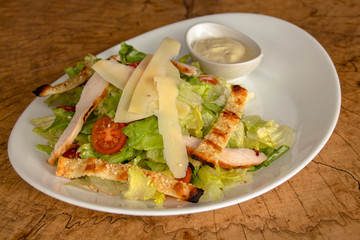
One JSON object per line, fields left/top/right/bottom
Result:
{"left": 1, "top": 0, "right": 359, "bottom": 239}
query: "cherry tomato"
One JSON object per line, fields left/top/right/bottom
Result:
{"left": 56, "top": 105, "right": 76, "bottom": 112}
{"left": 176, "top": 165, "right": 192, "bottom": 184}
{"left": 199, "top": 75, "right": 219, "bottom": 85}
{"left": 91, "top": 116, "right": 127, "bottom": 154}
{"left": 63, "top": 146, "right": 80, "bottom": 159}
{"left": 128, "top": 62, "right": 141, "bottom": 68}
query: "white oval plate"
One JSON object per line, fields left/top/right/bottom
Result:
{"left": 8, "top": 13, "right": 341, "bottom": 216}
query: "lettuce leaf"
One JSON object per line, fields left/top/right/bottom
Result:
{"left": 143, "top": 160, "right": 168, "bottom": 171}
{"left": 78, "top": 142, "right": 106, "bottom": 159}
{"left": 44, "top": 85, "right": 84, "bottom": 107}
{"left": 64, "top": 61, "right": 87, "bottom": 79}
{"left": 119, "top": 42, "right": 147, "bottom": 64}
{"left": 93, "top": 85, "right": 122, "bottom": 119}
{"left": 36, "top": 144, "right": 53, "bottom": 155}
{"left": 177, "top": 81, "right": 203, "bottom": 108}
{"left": 180, "top": 106, "right": 204, "bottom": 138}
{"left": 248, "top": 145, "right": 290, "bottom": 171}
{"left": 107, "top": 143, "right": 139, "bottom": 164}
{"left": 192, "top": 165, "right": 249, "bottom": 201}
{"left": 67, "top": 176, "right": 127, "bottom": 195}
{"left": 46, "top": 108, "right": 74, "bottom": 132}
{"left": 242, "top": 115, "right": 295, "bottom": 150}
{"left": 31, "top": 108, "right": 73, "bottom": 146}
{"left": 64, "top": 54, "right": 99, "bottom": 78}
{"left": 122, "top": 116, "right": 163, "bottom": 151}
{"left": 31, "top": 115, "right": 58, "bottom": 145}
{"left": 227, "top": 121, "right": 245, "bottom": 148}
{"left": 124, "top": 165, "right": 165, "bottom": 203}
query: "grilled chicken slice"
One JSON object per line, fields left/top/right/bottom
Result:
{"left": 32, "top": 55, "right": 120, "bottom": 97}
{"left": 33, "top": 64, "right": 93, "bottom": 97}
{"left": 191, "top": 85, "right": 248, "bottom": 167}
{"left": 56, "top": 157, "right": 204, "bottom": 203}
{"left": 183, "top": 135, "right": 266, "bottom": 168}
{"left": 171, "top": 60, "right": 197, "bottom": 76}
{"left": 47, "top": 72, "right": 109, "bottom": 165}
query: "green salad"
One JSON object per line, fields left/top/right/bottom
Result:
{"left": 31, "top": 40, "right": 295, "bottom": 203}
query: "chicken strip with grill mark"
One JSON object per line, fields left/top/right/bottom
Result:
{"left": 191, "top": 85, "right": 248, "bottom": 167}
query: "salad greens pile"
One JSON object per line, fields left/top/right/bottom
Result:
{"left": 31, "top": 42, "right": 295, "bottom": 203}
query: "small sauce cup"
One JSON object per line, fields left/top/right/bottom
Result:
{"left": 186, "top": 22, "right": 263, "bottom": 81}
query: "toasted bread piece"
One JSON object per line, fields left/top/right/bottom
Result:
{"left": 191, "top": 85, "right": 248, "bottom": 167}
{"left": 56, "top": 157, "right": 204, "bottom": 203}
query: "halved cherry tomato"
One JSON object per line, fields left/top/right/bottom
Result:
{"left": 199, "top": 75, "right": 219, "bottom": 85}
{"left": 91, "top": 116, "right": 127, "bottom": 154}
{"left": 176, "top": 165, "right": 192, "bottom": 184}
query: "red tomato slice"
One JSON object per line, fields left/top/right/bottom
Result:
{"left": 91, "top": 116, "right": 127, "bottom": 154}
{"left": 199, "top": 75, "right": 219, "bottom": 85}
{"left": 176, "top": 165, "right": 192, "bottom": 184}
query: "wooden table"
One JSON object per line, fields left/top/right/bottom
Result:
{"left": 1, "top": 0, "right": 359, "bottom": 239}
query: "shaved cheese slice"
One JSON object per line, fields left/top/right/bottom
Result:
{"left": 114, "top": 55, "right": 152, "bottom": 123}
{"left": 92, "top": 60, "right": 134, "bottom": 90}
{"left": 128, "top": 38, "right": 181, "bottom": 115}
{"left": 155, "top": 75, "right": 188, "bottom": 178}
{"left": 166, "top": 62, "right": 191, "bottom": 118}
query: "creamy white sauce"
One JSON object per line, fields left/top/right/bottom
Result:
{"left": 193, "top": 37, "right": 253, "bottom": 63}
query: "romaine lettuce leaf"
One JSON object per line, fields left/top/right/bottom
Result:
{"left": 107, "top": 143, "right": 139, "bottom": 164}
{"left": 146, "top": 149, "right": 165, "bottom": 163}
{"left": 31, "top": 108, "right": 73, "bottom": 146}
{"left": 248, "top": 145, "right": 290, "bottom": 171}
{"left": 192, "top": 165, "right": 249, "bottom": 201}
{"left": 36, "top": 144, "right": 53, "bottom": 155}
{"left": 46, "top": 108, "right": 74, "bottom": 132}
{"left": 180, "top": 106, "right": 204, "bottom": 138}
{"left": 143, "top": 160, "right": 168, "bottom": 171}
{"left": 67, "top": 176, "right": 127, "bottom": 195}
{"left": 93, "top": 85, "right": 122, "bottom": 119}
{"left": 242, "top": 115, "right": 295, "bottom": 149}
{"left": 44, "top": 85, "right": 84, "bottom": 107}
{"left": 78, "top": 142, "right": 105, "bottom": 159}
{"left": 31, "top": 115, "right": 59, "bottom": 145}
{"left": 122, "top": 116, "right": 163, "bottom": 150}
{"left": 64, "top": 61, "right": 87, "bottom": 79}
{"left": 177, "top": 81, "right": 203, "bottom": 108}
{"left": 227, "top": 121, "right": 245, "bottom": 148}
{"left": 119, "top": 42, "right": 147, "bottom": 64}
{"left": 124, "top": 165, "right": 165, "bottom": 203}
{"left": 64, "top": 54, "right": 100, "bottom": 78}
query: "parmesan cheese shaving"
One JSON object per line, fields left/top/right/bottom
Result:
{"left": 128, "top": 38, "right": 181, "bottom": 115}
{"left": 92, "top": 59, "right": 134, "bottom": 90}
{"left": 155, "top": 75, "right": 188, "bottom": 178}
{"left": 114, "top": 55, "right": 152, "bottom": 123}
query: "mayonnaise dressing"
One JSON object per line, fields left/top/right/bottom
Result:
{"left": 193, "top": 37, "right": 253, "bottom": 63}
